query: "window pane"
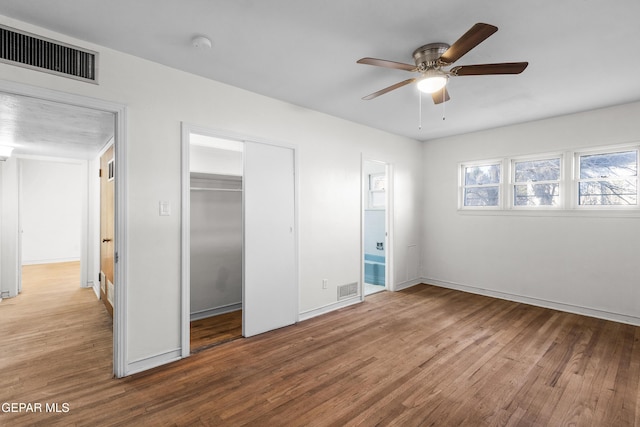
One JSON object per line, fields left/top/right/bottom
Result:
{"left": 514, "top": 158, "right": 560, "bottom": 182}
{"left": 579, "top": 150, "right": 638, "bottom": 179}
{"left": 370, "top": 174, "right": 386, "bottom": 191}
{"left": 465, "top": 164, "right": 500, "bottom": 186}
{"left": 579, "top": 179, "right": 637, "bottom": 205}
{"left": 514, "top": 183, "right": 559, "bottom": 206}
{"left": 464, "top": 186, "right": 499, "bottom": 206}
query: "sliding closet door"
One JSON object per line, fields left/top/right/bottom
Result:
{"left": 243, "top": 141, "right": 296, "bottom": 337}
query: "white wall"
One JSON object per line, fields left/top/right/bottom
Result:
{"left": 0, "top": 16, "right": 424, "bottom": 373}
{"left": 422, "top": 101, "right": 640, "bottom": 325}
{"left": 20, "top": 159, "right": 82, "bottom": 265}
{"left": 190, "top": 145, "right": 242, "bottom": 176}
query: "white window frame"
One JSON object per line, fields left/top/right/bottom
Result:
{"left": 509, "top": 153, "right": 564, "bottom": 210}
{"left": 574, "top": 145, "right": 639, "bottom": 210}
{"left": 368, "top": 173, "right": 386, "bottom": 209}
{"left": 459, "top": 159, "right": 504, "bottom": 210}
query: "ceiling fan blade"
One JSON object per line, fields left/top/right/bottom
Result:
{"left": 362, "top": 78, "right": 416, "bottom": 100}
{"left": 357, "top": 57, "right": 417, "bottom": 72}
{"left": 431, "top": 87, "right": 450, "bottom": 104}
{"left": 439, "top": 23, "right": 498, "bottom": 65}
{"left": 450, "top": 62, "right": 529, "bottom": 76}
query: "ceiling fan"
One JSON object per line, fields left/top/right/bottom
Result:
{"left": 357, "top": 23, "right": 528, "bottom": 104}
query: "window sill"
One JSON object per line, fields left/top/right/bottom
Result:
{"left": 457, "top": 208, "right": 640, "bottom": 218}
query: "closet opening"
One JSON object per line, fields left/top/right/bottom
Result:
{"left": 189, "top": 134, "right": 243, "bottom": 352}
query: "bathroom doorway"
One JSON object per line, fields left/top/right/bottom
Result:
{"left": 362, "top": 159, "right": 389, "bottom": 296}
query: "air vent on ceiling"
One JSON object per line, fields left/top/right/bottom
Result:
{"left": 338, "top": 282, "right": 359, "bottom": 300}
{"left": 0, "top": 24, "right": 98, "bottom": 84}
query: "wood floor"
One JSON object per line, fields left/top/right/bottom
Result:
{"left": 2, "top": 263, "right": 639, "bottom": 426}
{"left": 190, "top": 310, "right": 242, "bottom": 352}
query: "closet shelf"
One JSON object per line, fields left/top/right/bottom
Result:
{"left": 191, "top": 187, "right": 242, "bottom": 192}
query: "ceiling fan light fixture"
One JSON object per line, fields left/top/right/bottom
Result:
{"left": 417, "top": 71, "right": 448, "bottom": 94}
{"left": 0, "top": 145, "right": 14, "bottom": 161}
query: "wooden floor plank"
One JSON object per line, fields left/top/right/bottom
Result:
{"left": 190, "top": 310, "right": 242, "bottom": 352}
{"left": 1, "top": 265, "right": 639, "bottom": 426}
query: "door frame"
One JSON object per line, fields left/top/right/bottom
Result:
{"left": 180, "top": 123, "right": 299, "bottom": 357}
{"left": 0, "top": 79, "right": 129, "bottom": 378}
{"left": 361, "top": 157, "right": 394, "bottom": 299}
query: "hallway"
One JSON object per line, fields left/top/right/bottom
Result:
{"left": 0, "top": 262, "right": 113, "bottom": 415}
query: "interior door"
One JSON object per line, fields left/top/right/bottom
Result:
{"left": 243, "top": 141, "right": 296, "bottom": 337}
{"left": 100, "top": 145, "right": 115, "bottom": 317}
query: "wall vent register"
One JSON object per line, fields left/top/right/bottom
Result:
{"left": 338, "top": 282, "right": 359, "bottom": 300}
{"left": 0, "top": 24, "right": 98, "bottom": 83}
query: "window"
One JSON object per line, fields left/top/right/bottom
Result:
{"left": 577, "top": 149, "right": 638, "bottom": 206}
{"left": 461, "top": 162, "right": 501, "bottom": 207}
{"left": 512, "top": 157, "right": 561, "bottom": 207}
{"left": 368, "top": 173, "right": 386, "bottom": 209}
{"left": 460, "top": 144, "right": 640, "bottom": 214}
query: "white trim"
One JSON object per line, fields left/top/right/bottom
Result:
{"left": 361, "top": 157, "right": 394, "bottom": 296}
{"left": 180, "top": 123, "right": 191, "bottom": 358}
{"left": 112, "top": 102, "right": 127, "bottom": 378}
{"left": 422, "top": 277, "right": 640, "bottom": 327}
{"left": 180, "top": 123, "right": 300, "bottom": 355}
{"left": 190, "top": 303, "right": 241, "bottom": 322}
{"left": 0, "top": 79, "right": 129, "bottom": 378}
{"left": 125, "top": 349, "right": 182, "bottom": 377}
{"left": 394, "top": 278, "right": 422, "bottom": 292}
{"left": 386, "top": 163, "right": 395, "bottom": 292}
{"left": 298, "top": 296, "right": 362, "bottom": 322}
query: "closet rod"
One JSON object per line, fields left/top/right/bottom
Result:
{"left": 190, "top": 187, "right": 243, "bottom": 192}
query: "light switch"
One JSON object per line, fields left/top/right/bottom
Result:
{"left": 159, "top": 201, "right": 171, "bottom": 216}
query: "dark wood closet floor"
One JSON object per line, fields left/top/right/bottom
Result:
{"left": 2, "top": 266, "right": 639, "bottom": 426}
{"left": 190, "top": 310, "right": 242, "bottom": 352}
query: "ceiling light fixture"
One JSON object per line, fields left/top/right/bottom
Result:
{"left": 417, "top": 70, "right": 448, "bottom": 94}
{"left": 0, "top": 145, "right": 14, "bottom": 161}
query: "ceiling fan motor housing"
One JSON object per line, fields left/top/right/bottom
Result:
{"left": 412, "top": 42, "right": 449, "bottom": 71}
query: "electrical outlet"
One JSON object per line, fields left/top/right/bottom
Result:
{"left": 322, "top": 279, "right": 328, "bottom": 289}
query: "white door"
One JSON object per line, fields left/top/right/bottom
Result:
{"left": 243, "top": 141, "right": 296, "bottom": 337}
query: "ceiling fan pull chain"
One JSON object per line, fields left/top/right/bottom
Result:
{"left": 418, "top": 91, "right": 423, "bottom": 130}
{"left": 442, "top": 87, "right": 446, "bottom": 121}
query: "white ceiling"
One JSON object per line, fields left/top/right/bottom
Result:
{"left": 0, "top": 92, "right": 114, "bottom": 159}
{"left": 1, "top": 0, "right": 640, "bottom": 143}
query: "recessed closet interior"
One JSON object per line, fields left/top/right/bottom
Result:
{"left": 189, "top": 134, "right": 243, "bottom": 351}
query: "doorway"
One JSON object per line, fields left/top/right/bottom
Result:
{"left": 181, "top": 125, "right": 298, "bottom": 357}
{"left": 0, "top": 80, "right": 127, "bottom": 377}
{"left": 19, "top": 157, "right": 84, "bottom": 306}
{"left": 362, "top": 159, "right": 389, "bottom": 296}
{"left": 189, "top": 134, "right": 244, "bottom": 351}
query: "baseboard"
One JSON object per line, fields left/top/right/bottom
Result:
{"left": 191, "top": 303, "right": 242, "bottom": 321}
{"left": 423, "top": 277, "right": 640, "bottom": 327}
{"left": 91, "top": 282, "right": 100, "bottom": 299}
{"left": 125, "top": 348, "right": 182, "bottom": 377}
{"left": 394, "top": 278, "right": 422, "bottom": 292}
{"left": 298, "top": 296, "right": 362, "bottom": 322}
